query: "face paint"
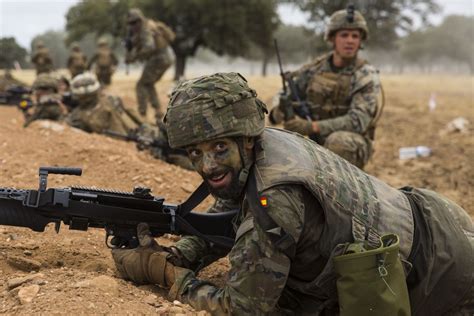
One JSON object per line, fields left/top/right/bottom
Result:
{"left": 186, "top": 137, "right": 244, "bottom": 199}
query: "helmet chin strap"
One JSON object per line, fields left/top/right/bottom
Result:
{"left": 235, "top": 137, "right": 254, "bottom": 189}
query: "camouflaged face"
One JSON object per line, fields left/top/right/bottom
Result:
{"left": 165, "top": 72, "right": 268, "bottom": 148}
{"left": 325, "top": 9, "right": 368, "bottom": 41}
{"left": 32, "top": 73, "right": 58, "bottom": 91}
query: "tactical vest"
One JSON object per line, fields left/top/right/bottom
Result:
{"left": 306, "top": 56, "right": 367, "bottom": 121}
{"left": 70, "top": 52, "right": 86, "bottom": 69}
{"left": 252, "top": 128, "right": 414, "bottom": 260}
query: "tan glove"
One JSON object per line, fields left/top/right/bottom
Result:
{"left": 112, "top": 223, "right": 177, "bottom": 287}
{"left": 284, "top": 117, "right": 314, "bottom": 136}
{"left": 269, "top": 106, "right": 285, "bottom": 125}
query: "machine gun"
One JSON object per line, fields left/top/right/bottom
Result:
{"left": 0, "top": 167, "right": 235, "bottom": 250}
{"left": 0, "top": 85, "right": 33, "bottom": 112}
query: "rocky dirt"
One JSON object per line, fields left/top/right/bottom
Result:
{"left": 0, "top": 70, "right": 472, "bottom": 315}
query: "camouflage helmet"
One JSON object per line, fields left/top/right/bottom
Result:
{"left": 127, "top": 8, "right": 145, "bottom": 24}
{"left": 97, "top": 38, "right": 108, "bottom": 46}
{"left": 325, "top": 8, "right": 369, "bottom": 41}
{"left": 32, "top": 73, "right": 58, "bottom": 91}
{"left": 164, "top": 72, "right": 268, "bottom": 148}
{"left": 35, "top": 40, "right": 45, "bottom": 49}
{"left": 71, "top": 42, "right": 81, "bottom": 51}
{"left": 70, "top": 72, "right": 100, "bottom": 96}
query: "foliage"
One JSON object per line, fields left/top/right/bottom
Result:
{"left": 65, "top": 0, "right": 280, "bottom": 78}
{"left": 0, "top": 37, "right": 28, "bottom": 69}
{"left": 291, "top": 0, "right": 440, "bottom": 48}
{"left": 401, "top": 15, "right": 474, "bottom": 70}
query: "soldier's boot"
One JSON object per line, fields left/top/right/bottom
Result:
{"left": 324, "top": 131, "right": 372, "bottom": 169}
{"left": 136, "top": 81, "right": 149, "bottom": 116}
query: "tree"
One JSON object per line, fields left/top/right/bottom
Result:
{"left": 65, "top": 0, "right": 280, "bottom": 79}
{"left": 401, "top": 15, "right": 474, "bottom": 71}
{"left": 0, "top": 37, "right": 28, "bottom": 69}
{"left": 291, "top": 0, "right": 440, "bottom": 49}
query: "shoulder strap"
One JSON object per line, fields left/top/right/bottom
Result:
{"left": 245, "top": 167, "right": 296, "bottom": 258}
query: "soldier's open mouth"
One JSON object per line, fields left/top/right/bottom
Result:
{"left": 207, "top": 172, "right": 231, "bottom": 189}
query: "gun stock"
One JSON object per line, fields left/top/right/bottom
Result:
{"left": 0, "top": 167, "right": 235, "bottom": 250}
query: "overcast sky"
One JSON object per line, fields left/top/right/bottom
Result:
{"left": 1, "top": 0, "right": 473, "bottom": 49}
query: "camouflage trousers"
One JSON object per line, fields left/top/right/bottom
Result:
{"left": 324, "top": 131, "right": 372, "bottom": 169}
{"left": 136, "top": 51, "right": 172, "bottom": 116}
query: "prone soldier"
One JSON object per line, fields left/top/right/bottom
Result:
{"left": 23, "top": 73, "right": 66, "bottom": 127}
{"left": 112, "top": 73, "right": 473, "bottom": 315}
{"left": 270, "top": 7, "right": 381, "bottom": 169}
{"left": 125, "top": 8, "right": 175, "bottom": 118}
{"left": 88, "top": 38, "right": 119, "bottom": 86}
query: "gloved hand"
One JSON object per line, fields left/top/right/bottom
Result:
{"left": 269, "top": 107, "right": 285, "bottom": 125}
{"left": 284, "top": 117, "right": 315, "bottom": 136}
{"left": 111, "top": 223, "right": 177, "bottom": 288}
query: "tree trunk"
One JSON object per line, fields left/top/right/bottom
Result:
{"left": 174, "top": 54, "right": 187, "bottom": 81}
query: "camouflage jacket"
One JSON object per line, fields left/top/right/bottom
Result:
{"left": 286, "top": 52, "right": 381, "bottom": 139}
{"left": 170, "top": 128, "right": 414, "bottom": 314}
{"left": 31, "top": 48, "right": 53, "bottom": 73}
{"left": 127, "top": 19, "right": 175, "bottom": 63}
{"left": 88, "top": 48, "right": 118, "bottom": 71}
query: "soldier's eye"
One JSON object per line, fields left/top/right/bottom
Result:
{"left": 215, "top": 142, "right": 227, "bottom": 152}
{"left": 187, "top": 148, "right": 202, "bottom": 159}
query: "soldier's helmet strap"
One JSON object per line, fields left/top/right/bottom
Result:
{"left": 246, "top": 167, "right": 297, "bottom": 259}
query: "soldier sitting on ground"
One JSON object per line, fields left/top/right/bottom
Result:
{"left": 125, "top": 8, "right": 175, "bottom": 119}
{"left": 31, "top": 40, "right": 54, "bottom": 75}
{"left": 67, "top": 43, "right": 88, "bottom": 79}
{"left": 270, "top": 7, "right": 382, "bottom": 169}
{"left": 23, "top": 73, "right": 66, "bottom": 127}
{"left": 88, "top": 38, "right": 119, "bottom": 86}
{"left": 112, "top": 73, "right": 473, "bottom": 315}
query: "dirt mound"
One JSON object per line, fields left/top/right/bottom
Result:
{"left": 0, "top": 71, "right": 472, "bottom": 314}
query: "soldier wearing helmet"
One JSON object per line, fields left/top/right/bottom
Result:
{"left": 112, "top": 72, "right": 473, "bottom": 314}
{"left": 125, "top": 8, "right": 175, "bottom": 118}
{"left": 23, "top": 73, "right": 65, "bottom": 127}
{"left": 270, "top": 6, "right": 381, "bottom": 169}
{"left": 31, "top": 40, "right": 54, "bottom": 75}
{"left": 67, "top": 42, "right": 88, "bottom": 78}
{"left": 87, "top": 38, "right": 119, "bottom": 86}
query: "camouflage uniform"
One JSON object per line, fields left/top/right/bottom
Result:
{"left": 67, "top": 43, "right": 88, "bottom": 79}
{"left": 66, "top": 72, "right": 141, "bottom": 135}
{"left": 31, "top": 41, "right": 53, "bottom": 75}
{"left": 271, "top": 9, "right": 380, "bottom": 169}
{"left": 88, "top": 39, "right": 118, "bottom": 86}
{"left": 126, "top": 8, "right": 175, "bottom": 116}
{"left": 162, "top": 73, "right": 473, "bottom": 315}
{"left": 24, "top": 73, "right": 64, "bottom": 127}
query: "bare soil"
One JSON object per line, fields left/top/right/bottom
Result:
{"left": 0, "top": 70, "right": 472, "bottom": 315}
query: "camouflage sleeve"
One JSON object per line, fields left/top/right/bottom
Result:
{"left": 170, "top": 185, "right": 305, "bottom": 315}
{"left": 171, "top": 198, "right": 239, "bottom": 270}
{"left": 317, "top": 64, "right": 380, "bottom": 137}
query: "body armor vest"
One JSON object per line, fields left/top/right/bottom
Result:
{"left": 253, "top": 128, "right": 414, "bottom": 260}
{"left": 306, "top": 56, "right": 366, "bottom": 121}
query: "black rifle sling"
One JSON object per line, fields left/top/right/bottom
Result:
{"left": 178, "top": 181, "right": 210, "bottom": 217}
{"left": 246, "top": 167, "right": 296, "bottom": 259}
{"left": 177, "top": 181, "right": 235, "bottom": 250}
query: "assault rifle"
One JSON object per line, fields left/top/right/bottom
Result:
{"left": 274, "top": 39, "right": 312, "bottom": 122}
{"left": 274, "top": 39, "right": 324, "bottom": 144}
{"left": 0, "top": 85, "right": 33, "bottom": 112}
{"left": 0, "top": 167, "right": 235, "bottom": 250}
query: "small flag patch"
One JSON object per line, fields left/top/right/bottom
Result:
{"left": 260, "top": 196, "right": 268, "bottom": 207}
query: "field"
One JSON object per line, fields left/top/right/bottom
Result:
{"left": 0, "top": 70, "right": 473, "bottom": 314}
